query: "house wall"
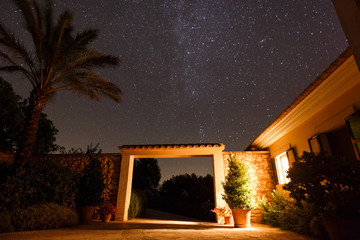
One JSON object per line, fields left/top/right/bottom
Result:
{"left": 268, "top": 80, "right": 360, "bottom": 159}
{"left": 223, "top": 151, "right": 274, "bottom": 223}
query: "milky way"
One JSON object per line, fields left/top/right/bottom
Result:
{"left": 0, "top": 0, "right": 348, "bottom": 180}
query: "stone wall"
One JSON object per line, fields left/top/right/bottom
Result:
{"left": 223, "top": 151, "right": 275, "bottom": 223}
{"left": 34, "top": 154, "right": 122, "bottom": 206}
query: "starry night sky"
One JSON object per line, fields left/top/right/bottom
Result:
{"left": 0, "top": 0, "right": 348, "bottom": 181}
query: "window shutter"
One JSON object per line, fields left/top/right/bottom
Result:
{"left": 286, "top": 148, "right": 297, "bottom": 166}
{"left": 270, "top": 158, "right": 279, "bottom": 185}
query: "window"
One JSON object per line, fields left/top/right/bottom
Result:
{"left": 346, "top": 110, "right": 360, "bottom": 160}
{"left": 275, "top": 152, "right": 290, "bottom": 184}
{"left": 308, "top": 134, "right": 322, "bottom": 154}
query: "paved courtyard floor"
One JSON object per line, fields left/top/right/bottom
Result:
{"left": 1, "top": 209, "right": 316, "bottom": 240}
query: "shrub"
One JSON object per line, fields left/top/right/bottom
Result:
{"left": 260, "top": 190, "right": 328, "bottom": 237}
{"left": 77, "top": 156, "right": 106, "bottom": 207}
{"left": 222, "top": 154, "right": 256, "bottom": 210}
{"left": 0, "top": 202, "right": 78, "bottom": 232}
{"left": 128, "top": 189, "right": 147, "bottom": 219}
{"left": 284, "top": 151, "right": 360, "bottom": 218}
{"left": 0, "top": 158, "right": 78, "bottom": 210}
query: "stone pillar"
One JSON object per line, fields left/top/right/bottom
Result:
{"left": 115, "top": 154, "right": 134, "bottom": 221}
{"left": 212, "top": 153, "right": 226, "bottom": 223}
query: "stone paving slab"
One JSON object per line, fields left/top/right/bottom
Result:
{"left": 0, "top": 210, "right": 317, "bottom": 240}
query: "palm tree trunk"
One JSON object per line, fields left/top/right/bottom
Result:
{"left": 15, "top": 88, "right": 48, "bottom": 165}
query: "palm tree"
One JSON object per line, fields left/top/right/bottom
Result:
{"left": 0, "top": 0, "right": 122, "bottom": 163}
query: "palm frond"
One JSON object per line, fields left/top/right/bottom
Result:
{"left": 13, "top": 0, "right": 43, "bottom": 56}
{"left": 54, "top": 71, "right": 122, "bottom": 103}
{"left": 0, "top": 50, "right": 36, "bottom": 86}
{"left": 73, "top": 29, "right": 99, "bottom": 47}
{"left": 0, "top": 23, "right": 38, "bottom": 79}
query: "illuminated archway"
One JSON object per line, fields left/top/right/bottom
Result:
{"left": 115, "top": 143, "right": 226, "bottom": 222}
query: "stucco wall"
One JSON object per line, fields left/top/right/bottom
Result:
{"left": 269, "top": 80, "right": 360, "bottom": 159}
{"left": 223, "top": 151, "right": 275, "bottom": 223}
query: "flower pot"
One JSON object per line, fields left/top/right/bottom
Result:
{"left": 80, "top": 206, "right": 96, "bottom": 224}
{"left": 102, "top": 214, "right": 112, "bottom": 222}
{"left": 231, "top": 209, "right": 251, "bottom": 228}
{"left": 224, "top": 216, "right": 232, "bottom": 224}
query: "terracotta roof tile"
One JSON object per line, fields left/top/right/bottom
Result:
{"left": 119, "top": 143, "right": 225, "bottom": 150}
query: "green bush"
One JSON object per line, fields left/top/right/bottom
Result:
{"left": 284, "top": 151, "right": 360, "bottom": 218}
{"left": 0, "top": 158, "right": 78, "bottom": 210}
{"left": 222, "top": 154, "right": 256, "bottom": 210}
{"left": 0, "top": 202, "right": 78, "bottom": 232}
{"left": 128, "top": 189, "right": 147, "bottom": 219}
{"left": 260, "top": 190, "right": 326, "bottom": 237}
{"left": 77, "top": 156, "right": 106, "bottom": 207}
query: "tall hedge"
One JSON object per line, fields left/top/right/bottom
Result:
{"left": 128, "top": 189, "right": 147, "bottom": 219}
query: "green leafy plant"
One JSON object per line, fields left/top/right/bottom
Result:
{"left": 260, "top": 190, "right": 319, "bottom": 235}
{"left": 0, "top": 158, "right": 78, "bottom": 210}
{"left": 128, "top": 189, "right": 147, "bottom": 219}
{"left": 222, "top": 154, "right": 256, "bottom": 210}
{"left": 284, "top": 151, "right": 360, "bottom": 218}
{"left": 77, "top": 156, "right": 106, "bottom": 207}
{"left": 0, "top": 202, "right": 78, "bottom": 233}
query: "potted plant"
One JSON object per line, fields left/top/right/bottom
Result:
{"left": 284, "top": 151, "right": 360, "bottom": 239}
{"left": 211, "top": 206, "right": 232, "bottom": 224}
{"left": 100, "top": 203, "right": 118, "bottom": 222}
{"left": 77, "top": 156, "right": 106, "bottom": 224}
{"left": 222, "top": 154, "right": 256, "bottom": 228}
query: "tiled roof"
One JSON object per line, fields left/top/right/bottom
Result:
{"left": 247, "top": 47, "right": 353, "bottom": 150}
{"left": 119, "top": 143, "right": 225, "bottom": 150}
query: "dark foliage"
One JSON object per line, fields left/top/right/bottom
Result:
{"left": 132, "top": 158, "right": 161, "bottom": 192}
{"left": 159, "top": 173, "right": 215, "bottom": 221}
{"left": 284, "top": 151, "right": 360, "bottom": 218}
{"left": 0, "top": 202, "right": 79, "bottom": 233}
{"left": 0, "top": 158, "right": 78, "bottom": 211}
{"left": 77, "top": 156, "right": 106, "bottom": 207}
{"left": 0, "top": 77, "right": 60, "bottom": 154}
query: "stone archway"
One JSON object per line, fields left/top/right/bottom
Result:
{"left": 115, "top": 143, "right": 226, "bottom": 222}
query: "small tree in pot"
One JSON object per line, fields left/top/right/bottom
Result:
{"left": 222, "top": 154, "right": 256, "bottom": 228}
{"left": 77, "top": 156, "right": 106, "bottom": 224}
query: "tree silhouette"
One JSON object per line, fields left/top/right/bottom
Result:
{"left": 0, "top": 77, "right": 60, "bottom": 154}
{"left": 0, "top": 0, "right": 122, "bottom": 163}
{"left": 132, "top": 158, "right": 161, "bottom": 192}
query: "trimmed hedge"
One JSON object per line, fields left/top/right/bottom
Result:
{"left": 0, "top": 202, "right": 79, "bottom": 232}
{"left": 128, "top": 189, "right": 147, "bottom": 219}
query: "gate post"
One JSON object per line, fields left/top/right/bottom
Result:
{"left": 212, "top": 153, "right": 226, "bottom": 223}
{"left": 115, "top": 154, "right": 134, "bottom": 221}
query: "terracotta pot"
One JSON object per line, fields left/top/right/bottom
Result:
{"left": 231, "top": 209, "right": 251, "bottom": 228}
{"left": 224, "top": 216, "right": 231, "bottom": 224}
{"left": 80, "top": 206, "right": 96, "bottom": 224}
{"left": 102, "top": 214, "right": 112, "bottom": 222}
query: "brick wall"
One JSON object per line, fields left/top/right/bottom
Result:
{"left": 223, "top": 151, "right": 275, "bottom": 223}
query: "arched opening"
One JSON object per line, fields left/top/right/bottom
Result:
{"left": 115, "top": 143, "right": 226, "bottom": 223}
